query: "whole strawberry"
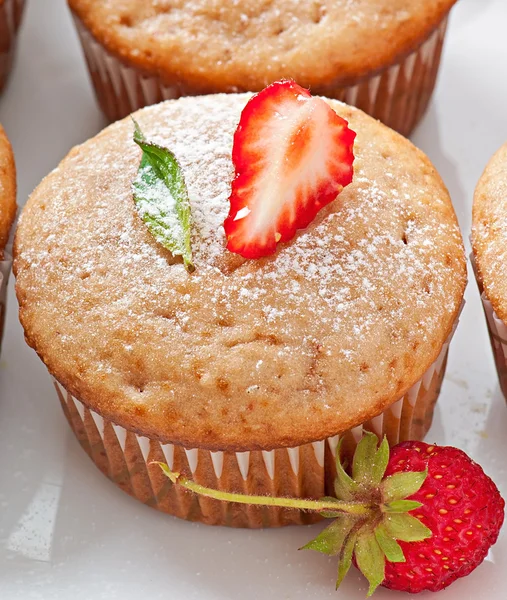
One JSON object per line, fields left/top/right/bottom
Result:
{"left": 382, "top": 442, "right": 505, "bottom": 593}
{"left": 158, "top": 433, "right": 504, "bottom": 596}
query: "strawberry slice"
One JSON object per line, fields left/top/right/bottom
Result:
{"left": 224, "top": 80, "right": 356, "bottom": 259}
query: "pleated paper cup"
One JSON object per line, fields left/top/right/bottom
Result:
{"left": 0, "top": 0, "right": 25, "bottom": 93}
{"left": 72, "top": 12, "right": 448, "bottom": 136}
{"left": 478, "top": 293, "right": 507, "bottom": 400}
{"left": 0, "top": 250, "right": 11, "bottom": 353}
{"left": 471, "top": 254, "right": 507, "bottom": 401}
{"left": 52, "top": 318, "right": 457, "bottom": 528}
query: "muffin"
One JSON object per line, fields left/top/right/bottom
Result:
{"left": 68, "top": 0, "right": 457, "bottom": 135}
{"left": 473, "top": 143, "right": 507, "bottom": 400}
{"left": 0, "top": 124, "right": 16, "bottom": 351}
{"left": 14, "top": 92, "right": 466, "bottom": 528}
{"left": 0, "top": 0, "right": 25, "bottom": 93}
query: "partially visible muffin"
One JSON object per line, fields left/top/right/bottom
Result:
{"left": 473, "top": 143, "right": 507, "bottom": 400}
{"left": 0, "top": 124, "right": 16, "bottom": 351}
{"left": 0, "top": 0, "right": 25, "bottom": 93}
{"left": 68, "top": 0, "right": 457, "bottom": 134}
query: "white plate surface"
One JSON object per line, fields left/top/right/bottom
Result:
{"left": 0, "top": 1, "right": 506, "bottom": 598}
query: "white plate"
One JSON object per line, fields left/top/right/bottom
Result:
{"left": 0, "top": 1, "right": 506, "bottom": 598}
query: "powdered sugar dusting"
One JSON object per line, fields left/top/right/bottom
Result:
{"left": 134, "top": 163, "right": 183, "bottom": 237}
{"left": 15, "top": 94, "right": 465, "bottom": 444}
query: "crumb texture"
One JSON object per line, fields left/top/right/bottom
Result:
{"left": 68, "top": 0, "right": 457, "bottom": 90}
{"left": 14, "top": 95, "right": 466, "bottom": 450}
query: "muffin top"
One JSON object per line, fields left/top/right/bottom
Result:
{"left": 0, "top": 125, "right": 16, "bottom": 258}
{"left": 14, "top": 94, "right": 466, "bottom": 451}
{"left": 69, "top": 0, "right": 457, "bottom": 90}
{"left": 473, "top": 143, "right": 507, "bottom": 323}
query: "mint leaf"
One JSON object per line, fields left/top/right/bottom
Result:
{"left": 302, "top": 515, "right": 356, "bottom": 556}
{"left": 132, "top": 119, "right": 194, "bottom": 272}
{"left": 384, "top": 514, "right": 432, "bottom": 542}
{"left": 382, "top": 470, "right": 427, "bottom": 503}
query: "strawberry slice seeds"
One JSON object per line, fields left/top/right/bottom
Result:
{"left": 224, "top": 80, "right": 356, "bottom": 258}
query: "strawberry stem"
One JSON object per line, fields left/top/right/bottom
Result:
{"left": 155, "top": 462, "right": 371, "bottom": 516}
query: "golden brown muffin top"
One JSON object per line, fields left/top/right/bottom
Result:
{"left": 69, "top": 0, "right": 457, "bottom": 90}
{"left": 14, "top": 94, "right": 466, "bottom": 451}
{"left": 473, "top": 143, "right": 507, "bottom": 323}
{"left": 0, "top": 124, "right": 16, "bottom": 257}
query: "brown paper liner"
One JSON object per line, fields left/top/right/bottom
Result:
{"left": 51, "top": 323, "right": 455, "bottom": 528}
{"left": 0, "top": 0, "right": 24, "bottom": 93}
{"left": 472, "top": 257, "right": 507, "bottom": 401}
{"left": 72, "top": 13, "right": 448, "bottom": 136}
{"left": 0, "top": 250, "right": 11, "bottom": 353}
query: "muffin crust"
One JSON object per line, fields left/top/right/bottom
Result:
{"left": 68, "top": 0, "right": 457, "bottom": 91}
{"left": 14, "top": 95, "right": 466, "bottom": 451}
{"left": 0, "top": 124, "right": 16, "bottom": 256}
{"left": 473, "top": 143, "right": 507, "bottom": 323}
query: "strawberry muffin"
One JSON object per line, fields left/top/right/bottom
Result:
{"left": 0, "top": 0, "right": 25, "bottom": 93}
{"left": 14, "top": 84, "right": 466, "bottom": 528}
{"left": 0, "top": 124, "right": 16, "bottom": 351}
{"left": 473, "top": 142, "right": 507, "bottom": 401}
{"left": 68, "top": 0, "right": 457, "bottom": 135}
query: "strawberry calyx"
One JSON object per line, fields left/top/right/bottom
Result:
{"left": 157, "top": 433, "right": 431, "bottom": 596}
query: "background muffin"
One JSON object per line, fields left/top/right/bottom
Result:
{"left": 0, "top": 0, "right": 25, "bottom": 93}
{"left": 473, "top": 143, "right": 507, "bottom": 401}
{"left": 68, "top": 0, "right": 457, "bottom": 135}
{"left": 14, "top": 94, "right": 466, "bottom": 528}
{"left": 0, "top": 124, "right": 16, "bottom": 352}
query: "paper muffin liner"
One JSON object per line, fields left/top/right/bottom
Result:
{"left": 51, "top": 315, "right": 458, "bottom": 528}
{"left": 0, "top": 250, "right": 11, "bottom": 353}
{"left": 0, "top": 0, "right": 25, "bottom": 93}
{"left": 478, "top": 293, "right": 507, "bottom": 400}
{"left": 472, "top": 254, "right": 507, "bottom": 400}
{"left": 72, "top": 12, "right": 448, "bottom": 136}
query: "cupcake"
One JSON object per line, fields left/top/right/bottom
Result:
{"left": 0, "top": 124, "right": 16, "bottom": 351}
{"left": 68, "top": 0, "right": 456, "bottom": 135}
{"left": 473, "top": 143, "right": 507, "bottom": 400}
{"left": 0, "top": 0, "right": 25, "bottom": 93}
{"left": 14, "top": 85, "right": 466, "bottom": 528}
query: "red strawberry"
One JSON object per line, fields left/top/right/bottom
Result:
{"left": 223, "top": 80, "right": 356, "bottom": 258}
{"left": 382, "top": 442, "right": 505, "bottom": 593}
{"left": 159, "top": 434, "right": 505, "bottom": 596}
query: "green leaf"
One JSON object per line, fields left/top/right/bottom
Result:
{"left": 382, "top": 470, "right": 427, "bottom": 503}
{"left": 384, "top": 514, "right": 432, "bottom": 543}
{"left": 354, "top": 531, "right": 385, "bottom": 597}
{"left": 302, "top": 515, "right": 356, "bottom": 556}
{"left": 320, "top": 511, "right": 342, "bottom": 519}
{"left": 374, "top": 525, "right": 405, "bottom": 563}
{"left": 334, "top": 440, "right": 360, "bottom": 500}
{"left": 352, "top": 432, "right": 382, "bottom": 484}
{"left": 384, "top": 500, "right": 423, "bottom": 513}
{"left": 132, "top": 119, "right": 194, "bottom": 272}
{"left": 318, "top": 496, "right": 346, "bottom": 519}
{"left": 336, "top": 529, "right": 358, "bottom": 590}
{"left": 370, "top": 436, "right": 390, "bottom": 485}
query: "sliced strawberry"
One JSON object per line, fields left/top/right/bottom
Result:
{"left": 224, "top": 80, "right": 356, "bottom": 259}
